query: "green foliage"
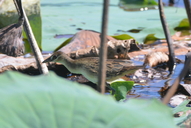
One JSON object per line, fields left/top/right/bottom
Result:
{"left": 0, "top": 71, "right": 177, "bottom": 128}
{"left": 174, "top": 18, "right": 191, "bottom": 36}
{"left": 54, "top": 37, "right": 72, "bottom": 52}
{"left": 110, "top": 81, "right": 134, "bottom": 101}
{"left": 112, "top": 34, "right": 134, "bottom": 40}
{"left": 174, "top": 18, "right": 190, "bottom": 31}
{"left": 120, "top": 0, "right": 158, "bottom": 6}
{"left": 143, "top": 34, "right": 160, "bottom": 44}
{"left": 23, "top": 14, "right": 42, "bottom": 52}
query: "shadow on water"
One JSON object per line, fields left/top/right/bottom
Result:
{"left": 128, "top": 55, "right": 185, "bottom": 100}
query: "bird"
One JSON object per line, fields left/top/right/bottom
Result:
{"left": 0, "top": 0, "right": 25, "bottom": 57}
{"left": 43, "top": 51, "right": 144, "bottom": 84}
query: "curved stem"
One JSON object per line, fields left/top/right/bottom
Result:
{"left": 14, "top": 0, "right": 49, "bottom": 75}
{"left": 162, "top": 52, "right": 191, "bottom": 104}
{"left": 158, "top": 0, "right": 176, "bottom": 73}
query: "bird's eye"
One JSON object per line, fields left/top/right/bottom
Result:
{"left": 50, "top": 55, "right": 57, "bottom": 60}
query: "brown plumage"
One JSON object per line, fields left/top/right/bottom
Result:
{"left": 43, "top": 51, "right": 143, "bottom": 84}
{"left": 0, "top": 0, "right": 24, "bottom": 57}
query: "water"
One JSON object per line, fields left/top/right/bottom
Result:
{"left": 128, "top": 55, "right": 185, "bottom": 100}
{"left": 159, "top": 0, "right": 191, "bottom": 7}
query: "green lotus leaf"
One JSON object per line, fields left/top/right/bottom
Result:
{"left": 0, "top": 71, "right": 176, "bottom": 128}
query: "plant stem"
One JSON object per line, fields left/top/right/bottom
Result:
{"left": 158, "top": 0, "right": 176, "bottom": 74}
{"left": 14, "top": 0, "right": 49, "bottom": 75}
{"left": 98, "top": 0, "right": 109, "bottom": 94}
{"left": 162, "top": 52, "right": 191, "bottom": 104}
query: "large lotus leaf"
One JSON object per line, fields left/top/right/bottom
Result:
{"left": 41, "top": 0, "right": 187, "bottom": 51}
{"left": 0, "top": 71, "right": 176, "bottom": 128}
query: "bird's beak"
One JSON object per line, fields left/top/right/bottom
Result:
{"left": 42, "top": 57, "right": 51, "bottom": 63}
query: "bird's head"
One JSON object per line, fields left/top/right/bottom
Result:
{"left": 43, "top": 51, "right": 64, "bottom": 63}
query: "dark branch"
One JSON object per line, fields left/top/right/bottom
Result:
{"left": 158, "top": 0, "right": 176, "bottom": 74}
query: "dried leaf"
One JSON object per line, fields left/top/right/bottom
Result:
{"left": 69, "top": 46, "right": 99, "bottom": 59}
{"left": 57, "top": 30, "right": 116, "bottom": 54}
{"left": 68, "top": 39, "right": 135, "bottom": 59}
{"left": 107, "top": 39, "right": 132, "bottom": 59}
{"left": 180, "top": 84, "right": 191, "bottom": 96}
{"left": 169, "top": 94, "right": 187, "bottom": 107}
{"left": 144, "top": 52, "right": 169, "bottom": 67}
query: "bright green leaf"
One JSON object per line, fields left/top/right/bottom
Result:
{"left": 174, "top": 18, "right": 190, "bottom": 31}
{"left": 144, "top": 34, "right": 160, "bottom": 44}
{"left": 112, "top": 34, "right": 134, "bottom": 40}
{"left": 111, "top": 81, "right": 134, "bottom": 101}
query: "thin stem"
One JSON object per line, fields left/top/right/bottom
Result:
{"left": 162, "top": 52, "right": 191, "bottom": 104}
{"left": 14, "top": 0, "right": 49, "bottom": 75}
{"left": 158, "top": 0, "right": 176, "bottom": 73}
{"left": 98, "top": 0, "right": 109, "bottom": 94}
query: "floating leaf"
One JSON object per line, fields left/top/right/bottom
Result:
{"left": 41, "top": 1, "right": 188, "bottom": 51}
{"left": 127, "top": 27, "right": 144, "bottom": 33}
{"left": 54, "top": 30, "right": 116, "bottom": 53}
{"left": 112, "top": 34, "right": 134, "bottom": 40}
{"left": 174, "top": 18, "right": 190, "bottom": 31}
{"left": 144, "top": 34, "right": 160, "bottom": 44}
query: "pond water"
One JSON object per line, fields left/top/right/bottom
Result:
{"left": 128, "top": 55, "right": 185, "bottom": 100}
{"left": 40, "top": 0, "right": 188, "bottom": 51}
{"left": 159, "top": 0, "right": 190, "bottom": 7}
